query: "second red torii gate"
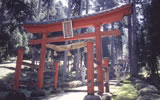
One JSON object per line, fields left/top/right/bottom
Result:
{"left": 22, "top": 4, "right": 132, "bottom": 94}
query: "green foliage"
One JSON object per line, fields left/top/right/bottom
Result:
{"left": 135, "top": 0, "right": 160, "bottom": 78}
{"left": 6, "top": 0, "right": 34, "bottom": 22}
{"left": 111, "top": 80, "right": 138, "bottom": 100}
{"left": 0, "top": 0, "right": 34, "bottom": 62}
{"left": 71, "top": 0, "right": 82, "bottom": 16}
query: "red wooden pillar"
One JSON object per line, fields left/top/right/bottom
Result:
{"left": 54, "top": 62, "right": 59, "bottom": 89}
{"left": 87, "top": 42, "right": 94, "bottom": 95}
{"left": 104, "top": 58, "right": 109, "bottom": 92}
{"left": 13, "top": 47, "right": 24, "bottom": 91}
{"left": 95, "top": 24, "right": 104, "bottom": 94}
{"left": 37, "top": 33, "right": 48, "bottom": 89}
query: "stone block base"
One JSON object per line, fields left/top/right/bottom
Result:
{"left": 5, "top": 91, "right": 26, "bottom": 100}
{"left": 30, "top": 90, "right": 45, "bottom": 97}
{"left": 83, "top": 95, "right": 101, "bottom": 100}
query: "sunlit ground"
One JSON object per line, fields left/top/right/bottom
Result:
{"left": 42, "top": 80, "right": 138, "bottom": 100}
{"left": 44, "top": 92, "right": 87, "bottom": 100}
{"left": 0, "top": 58, "right": 32, "bottom": 80}
{"left": 0, "top": 62, "right": 16, "bottom": 79}
{"left": 40, "top": 86, "right": 99, "bottom": 100}
{"left": 110, "top": 80, "right": 138, "bottom": 100}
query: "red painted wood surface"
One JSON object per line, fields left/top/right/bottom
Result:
{"left": 87, "top": 42, "right": 94, "bottom": 95}
{"left": 104, "top": 58, "right": 109, "bottom": 72}
{"left": 95, "top": 24, "right": 104, "bottom": 94}
{"left": 37, "top": 33, "right": 48, "bottom": 89}
{"left": 23, "top": 4, "right": 131, "bottom": 33}
{"left": 54, "top": 62, "right": 59, "bottom": 89}
{"left": 29, "top": 30, "right": 120, "bottom": 45}
{"left": 104, "top": 58, "right": 109, "bottom": 92}
{"left": 13, "top": 48, "right": 24, "bottom": 91}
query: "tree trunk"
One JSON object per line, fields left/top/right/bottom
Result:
{"left": 46, "top": 0, "right": 51, "bottom": 20}
{"left": 0, "top": 0, "right": 7, "bottom": 30}
{"left": 76, "top": 0, "right": 83, "bottom": 79}
{"left": 128, "top": 15, "right": 133, "bottom": 76}
{"left": 128, "top": 1, "right": 138, "bottom": 77}
{"left": 119, "top": 22, "right": 123, "bottom": 59}
{"left": 132, "top": 2, "right": 138, "bottom": 77}
{"left": 62, "top": 0, "right": 72, "bottom": 80}
{"left": 111, "top": 23, "right": 115, "bottom": 67}
{"left": 37, "top": 0, "right": 42, "bottom": 20}
{"left": 111, "top": 37, "right": 115, "bottom": 66}
{"left": 86, "top": 0, "right": 89, "bottom": 14}
{"left": 76, "top": 49, "right": 80, "bottom": 79}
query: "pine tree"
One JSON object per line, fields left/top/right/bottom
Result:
{"left": 147, "top": 0, "right": 160, "bottom": 78}
{"left": 0, "top": 0, "right": 34, "bottom": 62}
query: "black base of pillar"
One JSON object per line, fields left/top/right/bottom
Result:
{"left": 50, "top": 88, "right": 61, "bottom": 94}
{"left": 5, "top": 91, "right": 26, "bottom": 100}
{"left": 97, "top": 92, "right": 103, "bottom": 96}
{"left": 30, "top": 90, "right": 45, "bottom": 97}
{"left": 83, "top": 94, "right": 101, "bottom": 100}
{"left": 104, "top": 82, "right": 110, "bottom": 92}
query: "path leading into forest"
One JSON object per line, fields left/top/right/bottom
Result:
{"left": 41, "top": 90, "right": 87, "bottom": 100}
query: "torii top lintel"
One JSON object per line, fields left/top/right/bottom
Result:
{"left": 23, "top": 4, "right": 132, "bottom": 33}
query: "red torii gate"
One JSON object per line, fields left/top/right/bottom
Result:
{"left": 15, "top": 4, "right": 131, "bottom": 94}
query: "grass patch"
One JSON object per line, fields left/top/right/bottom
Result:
{"left": 110, "top": 80, "right": 138, "bottom": 100}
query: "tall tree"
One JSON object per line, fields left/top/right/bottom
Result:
{"left": 0, "top": 0, "right": 34, "bottom": 62}
{"left": 148, "top": 0, "right": 160, "bottom": 78}
{"left": 62, "top": 0, "right": 72, "bottom": 80}
{"left": 75, "top": 0, "right": 83, "bottom": 79}
{"left": 128, "top": 0, "right": 138, "bottom": 77}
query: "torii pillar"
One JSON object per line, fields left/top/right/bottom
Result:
{"left": 84, "top": 42, "right": 101, "bottom": 100}
{"left": 95, "top": 24, "right": 104, "bottom": 94}
{"left": 13, "top": 47, "right": 25, "bottom": 91}
{"left": 87, "top": 42, "right": 94, "bottom": 95}
{"left": 104, "top": 58, "right": 109, "bottom": 92}
{"left": 37, "top": 33, "right": 48, "bottom": 89}
{"left": 54, "top": 62, "right": 59, "bottom": 89}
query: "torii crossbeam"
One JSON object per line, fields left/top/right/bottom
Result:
{"left": 29, "top": 30, "right": 120, "bottom": 45}
{"left": 20, "top": 4, "right": 132, "bottom": 94}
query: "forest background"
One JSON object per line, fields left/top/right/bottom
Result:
{"left": 0, "top": 0, "right": 160, "bottom": 80}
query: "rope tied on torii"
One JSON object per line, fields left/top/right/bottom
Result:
{"left": 46, "top": 41, "right": 94, "bottom": 56}
{"left": 46, "top": 41, "right": 88, "bottom": 52}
